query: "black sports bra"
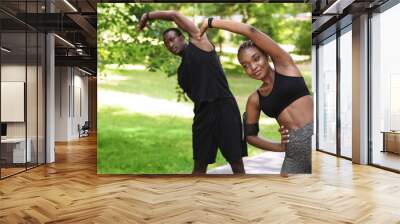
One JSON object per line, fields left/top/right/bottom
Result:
{"left": 257, "top": 71, "right": 310, "bottom": 119}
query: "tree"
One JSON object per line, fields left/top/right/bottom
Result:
{"left": 98, "top": 3, "right": 311, "bottom": 86}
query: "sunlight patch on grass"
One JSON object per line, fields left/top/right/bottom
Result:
{"left": 105, "top": 64, "right": 147, "bottom": 70}
{"left": 98, "top": 106, "right": 280, "bottom": 174}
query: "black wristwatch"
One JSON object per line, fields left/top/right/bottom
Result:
{"left": 208, "top": 17, "right": 214, "bottom": 28}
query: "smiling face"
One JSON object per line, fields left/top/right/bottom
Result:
{"left": 163, "top": 29, "right": 186, "bottom": 56}
{"left": 238, "top": 46, "right": 270, "bottom": 80}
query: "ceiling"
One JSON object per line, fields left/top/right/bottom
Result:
{"left": 8, "top": 0, "right": 391, "bottom": 74}
{"left": 311, "top": 0, "right": 390, "bottom": 43}
{"left": 0, "top": 0, "right": 101, "bottom": 75}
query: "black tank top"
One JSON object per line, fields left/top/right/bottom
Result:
{"left": 177, "top": 42, "right": 233, "bottom": 106}
{"left": 257, "top": 71, "right": 310, "bottom": 119}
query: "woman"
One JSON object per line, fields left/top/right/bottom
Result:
{"left": 199, "top": 18, "right": 313, "bottom": 174}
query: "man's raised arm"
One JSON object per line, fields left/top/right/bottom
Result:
{"left": 137, "top": 10, "right": 199, "bottom": 39}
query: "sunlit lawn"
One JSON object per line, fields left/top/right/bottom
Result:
{"left": 99, "top": 61, "right": 311, "bottom": 113}
{"left": 98, "top": 106, "right": 280, "bottom": 174}
{"left": 99, "top": 67, "right": 260, "bottom": 113}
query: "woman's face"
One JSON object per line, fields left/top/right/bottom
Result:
{"left": 238, "top": 46, "right": 270, "bottom": 80}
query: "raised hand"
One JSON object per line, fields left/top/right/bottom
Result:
{"left": 137, "top": 12, "right": 150, "bottom": 32}
{"left": 197, "top": 19, "right": 209, "bottom": 40}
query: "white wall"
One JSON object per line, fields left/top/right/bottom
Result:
{"left": 1, "top": 64, "right": 25, "bottom": 125}
{"left": 55, "top": 67, "right": 89, "bottom": 141}
{"left": 1, "top": 65, "right": 27, "bottom": 138}
{"left": 1, "top": 65, "right": 25, "bottom": 81}
{"left": 1, "top": 82, "right": 25, "bottom": 122}
{"left": 1, "top": 63, "right": 46, "bottom": 164}
{"left": 55, "top": 66, "right": 70, "bottom": 141}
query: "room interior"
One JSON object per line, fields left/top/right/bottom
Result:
{"left": 0, "top": 0, "right": 399, "bottom": 222}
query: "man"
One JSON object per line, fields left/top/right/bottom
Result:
{"left": 137, "top": 11, "right": 248, "bottom": 174}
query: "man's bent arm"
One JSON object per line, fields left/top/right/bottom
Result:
{"left": 142, "top": 11, "right": 199, "bottom": 38}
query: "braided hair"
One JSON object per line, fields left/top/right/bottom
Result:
{"left": 237, "top": 40, "right": 269, "bottom": 60}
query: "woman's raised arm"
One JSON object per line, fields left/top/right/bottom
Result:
{"left": 199, "top": 18, "right": 299, "bottom": 73}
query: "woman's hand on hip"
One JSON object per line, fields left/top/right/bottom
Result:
{"left": 279, "top": 125, "right": 289, "bottom": 151}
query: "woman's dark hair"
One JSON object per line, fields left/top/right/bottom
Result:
{"left": 163, "top": 28, "right": 183, "bottom": 37}
{"left": 237, "top": 40, "right": 269, "bottom": 59}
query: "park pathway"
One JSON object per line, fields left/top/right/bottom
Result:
{"left": 208, "top": 152, "right": 285, "bottom": 174}
{"left": 98, "top": 89, "right": 194, "bottom": 118}
{"left": 98, "top": 89, "right": 275, "bottom": 125}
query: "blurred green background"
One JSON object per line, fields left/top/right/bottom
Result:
{"left": 97, "top": 3, "right": 311, "bottom": 174}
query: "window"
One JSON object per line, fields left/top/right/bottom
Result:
{"left": 317, "top": 35, "right": 337, "bottom": 154}
{"left": 339, "top": 27, "right": 352, "bottom": 158}
{"left": 370, "top": 2, "right": 400, "bottom": 171}
{"left": 0, "top": 2, "right": 46, "bottom": 179}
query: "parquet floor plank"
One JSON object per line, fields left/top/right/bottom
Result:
{"left": 0, "top": 135, "right": 399, "bottom": 223}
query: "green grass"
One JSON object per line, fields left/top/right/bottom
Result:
{"left": 99, "top": 68, "right": 180, "bottom": 101}
{"left": 99, "top": 61, "right": 311, "bottom": 113}
{"left": 98, "top": 107, "right": 193, "bottom": 174}
{"left": 98, "top": 106, "right": 280, "bottom": 174}
{"left": 98, "top": 62, "right": 310, "bottom": 173}
{"left": 99, "top": 67, "right": 261, "bottom": 102}
{"left": 100, "top": 67, "right": 262, "bottom": 113}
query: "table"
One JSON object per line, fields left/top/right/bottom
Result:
{"left": 1, "top": 138, "right": 31, "bottom": 163}
{"left": 381, "top": 131, "right": 400, "bottom": 154}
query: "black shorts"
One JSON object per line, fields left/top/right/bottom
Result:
{"left": 192, "top": 97, "right": 248, "bottom": 164}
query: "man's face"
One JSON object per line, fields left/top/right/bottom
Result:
{"left": 163, "top": 31, "right": 185, "bottom": 55}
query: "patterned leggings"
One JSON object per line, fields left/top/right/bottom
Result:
{"left": 281, "top": 122, "right": 313, "bottom": 174}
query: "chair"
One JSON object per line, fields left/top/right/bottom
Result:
{"left": 79, "top": 121, "right": 90, "bottom": 138}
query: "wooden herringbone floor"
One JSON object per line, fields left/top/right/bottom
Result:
{"left": 1, "top": 134, "right": 400, "bottom": 223}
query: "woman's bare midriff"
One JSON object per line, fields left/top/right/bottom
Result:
{"left": 277, "top": 95, "right": 314, "bottom": 130}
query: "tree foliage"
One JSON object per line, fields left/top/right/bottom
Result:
{"left": 98, "top": 3, "right": 311, "bottom": 94}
